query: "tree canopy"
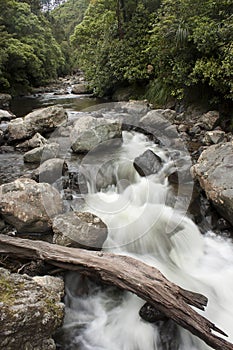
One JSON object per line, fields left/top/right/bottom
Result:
{"left": 71, "top": 0, "right": 233, "bottom": 105}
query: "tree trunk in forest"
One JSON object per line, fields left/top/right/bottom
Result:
{"left": 0, "top": 234, "right": 233, "bottom": 350}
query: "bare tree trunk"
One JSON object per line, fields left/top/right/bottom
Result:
{"left": 0, "top": 234, "right": 232, "bottom": 350}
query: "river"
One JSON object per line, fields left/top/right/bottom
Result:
{"left": 4, "top": 92, "right": 233, "bottom": 350}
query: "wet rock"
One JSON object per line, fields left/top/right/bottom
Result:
{"left": 0, "top": 218, "right": 6, "bottom": 231}
{"left": 204, "top": 130, "right": 225, "bottom": 145}
{"left": 71, "top": 83, "right": 91, "bottom": 94}
{"left": 139, "top": 110, "right": 180, "bottom": 147}
{"left": 0, "top": 129, "right": 4, "bottom": 146}
{"left": 191, "top": 142, "right": 233, "bottom": 226}
{"left": 199, "top": 110, "right": 220, "bottom": 130}
{"left": 0, "top": 178, "right": 63, "bottom": 233}
{"left": 133, "top": 149, "right": 163, "bottom": 177}
{"left": 0, "top": 268, "right": 64, "bottom": 350}
{"left": 8, "top": 105, "right": 67, "bottom": 142}
{"left": 32, "top": 158, "right": 68, "bottom": 183}
{"left": 168, "top": 158, "right": 193, "bottom": 184}
{"left": 52, "top": 211, "right": 108, "bottom": 250}
{"left": 23, "top": 142, "right": 60, "bottom": 163}
{"left": 63, "top": 170, "right": 88, "bottom": 194}
{"left": 16, "top": 132, "right": 48, "bottom": 151}
{"left": 139, "top": 302, "right": 180, "bottom": 350}
{"left": 0, "top": 94, "right": 11, "bottom": 109}
{"left": 70, "top": 115, "right": 122, "bottom": 153}
{"left": 139, "top": 302, "right": 168, "bottom": 322}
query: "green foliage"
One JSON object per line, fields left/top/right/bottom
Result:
{"left": 0, "top": 0, "right": 64, "bottom": 94}
{"left": 147, "top": 0, "right": 233, "bottom": 103}
{"left": 71, "top": 0, "right": 158, "bottom": 96}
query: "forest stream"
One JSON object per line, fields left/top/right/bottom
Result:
{"left": 1, "top": 91, "right": 233, "bottom": 350}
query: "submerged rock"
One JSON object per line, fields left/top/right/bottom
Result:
{"left": 70, "top": 115, "right": 122, "bottom": 153}
{"left": 191, "top": 141, "right": 233, "bottom": 226}
{"left": 52, "top": 211, "right": 108, "bottom": 250}
{"left": 8, "top": 105, "right": 67, "bottom": 142}
{"left": 0, "top": 178, "right": 63, "bottom": 233}
{"left": 0, "top": 268, "right": 64, "bottom": 350}
{"left": 133, "top": 149, "right": 163, "bottom": 177}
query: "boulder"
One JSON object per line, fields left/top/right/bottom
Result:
{"left": 52, "top": 211, "right": 108, "bottom": 250}
{"left": 16, "top": 132, "right": 48, "bottom": 151}
{"left": 23, "top": 142, "right": 60, "bottom": 163}
{"left": 0, "top": 268, "right": 64, "bottom": 350}
{"left": 139, "top": 110, "right": 179, "bottom": 146}
{"left": 8, "top": 105, "right": 67, "bottom": 142}
{"left": 199, "top": 110, "right": 220, "bottom": 130}
{"left": 0, "top": 178, "right": 63, "bottom": 233}
{"left": 133, "top": 150, "right": 163, "bottom": 177}
{"left": 32, "top": 158, "right": 68, "bottom": 183}
{"left": 0, "top": 94, "right": 11, "bottom": 109}
{"left": 191, "top": 141, "right": 233, "bottom": 225}
{"left": 204, "top": 130, "right": 225, "bottom": 145}
{"left": 71, "top": 83, "right": 91, "bottom": 94}
{"left": 0, "top": 109, "right": 15, "bottom": 122}
{"left": 0, "top": 129, "right": 4, "bottom": 146}
{"left": 70, "top": 115, "right": 122, "bottom": 153}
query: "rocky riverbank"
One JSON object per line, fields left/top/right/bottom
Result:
{"left": 0, "top": 95, "right": 232, "bottom": 348}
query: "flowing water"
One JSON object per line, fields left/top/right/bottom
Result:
{"left": 55, "top": 131, "right": 233, "bottom": 350}
{"left": 3, "top": 93, "right": 233, "bottom": 349}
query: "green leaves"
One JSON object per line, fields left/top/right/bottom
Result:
{"left": 0, "top": 0, "right": 64, "bottom": 94}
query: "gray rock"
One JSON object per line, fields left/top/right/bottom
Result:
{"left": 0, "top": 178, "right": 63, "bottom": 233}
{"left": 191, "top": 141, "right": 233, "bottom": 225}
{"left": 204, "top": 130, "right": 225, "bottom": 145}
{"left": 71, "top": 83, "right": 91, "bottom": 94}
{"left": 16, "top": 132, "right": 48, "bottom": 151}
{"left": 0, "top": 129, "right": 4, "bottom": 146}
{"left": 199, "top": 110, "right": 220, "bottom": 130}
{"left": 8, "top": 105, "right": 67, "bottom": 142}
{"left": 23, "top": 142, "right": 60, "bottom": 163}
{"left": 52, "top": 211, "right": 108, "bottom": 250}
{"left": 70, "top": 115, "right": 122, "bottom": 153}
{"left": 0, "top": 268, "right": 64, "bottom": 350}
{"left": 32, "top": 158, "right": 68, "bottom": 183}
{"left": 139, "top": 110, "right": 180, "bottom": 147}
{"left": 0, "top": 109, "right": 15, "bottom": 122}
{"left": 133, "top": 150, "right": 163, "bottom": 177}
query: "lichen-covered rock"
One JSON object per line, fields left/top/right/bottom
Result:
{"left": 0, "top": 268, "right": 64, "bottom": 350}
{"left": 0, "top": 178, "right": 63, "bottom": 233}
{"left": 23, "top": 142, "right": 60, "bottom": 163}
{"left": 70, "top": 115, "right": 122, "bottom": 153}
{"left": 204, "top": 130, "right": 225, "bottom": 145}
{"left": 52, "top": 211, "right": 108, "bottom": 250}
{"left": 16, "top": 132, "right": 48, "bottom": 151}
{"left": 191, "top": 141, "right": 233, "bottom": 225}
{"left": 8, "top": 105, "right": 67, "bottom": 142}
{"left": 199, "top": 110, "right": 220, "bottom": 130}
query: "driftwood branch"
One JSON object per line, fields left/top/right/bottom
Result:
{"left": 0, "top": 234, "right": 232, "bottom": 350}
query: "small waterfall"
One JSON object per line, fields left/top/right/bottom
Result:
{"left": 56, "top": 132, "right": 233, "bottom": 350}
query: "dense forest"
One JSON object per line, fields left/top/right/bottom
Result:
{"left": 0, "top": 0, "right": 232, "bottom": 107}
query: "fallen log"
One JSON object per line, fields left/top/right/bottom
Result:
{"left": 0, "top": 234, "right": 232, "bottom": 350}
